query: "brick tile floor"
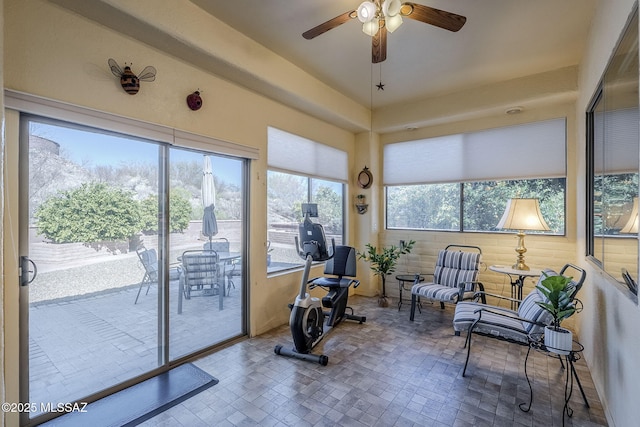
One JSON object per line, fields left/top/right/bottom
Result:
{"left": 139, "top": 296, "right": 608, "bottom": 427}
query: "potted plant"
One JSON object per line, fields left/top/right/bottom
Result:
{"left": 358, "top": 240, "right": 415, "bottom": 307}
{"left": 535, "top": 273, "right": 581, "bottom": 355}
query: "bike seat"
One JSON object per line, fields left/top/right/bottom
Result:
{"left": 311, "top": 277, "right": 359, "bottom": 289}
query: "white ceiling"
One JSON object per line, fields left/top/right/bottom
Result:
{"left": 189, "top": 0, "right": 598, "bottom": 109}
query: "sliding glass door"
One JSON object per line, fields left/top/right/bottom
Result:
{"left": 20, "top": 115, "right": 247, "bottom": 422}
{"left": 167, "top": 147, "right": 246, "bottom": 359}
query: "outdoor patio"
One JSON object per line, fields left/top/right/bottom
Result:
{"left": 28, "top": 272, "right": 244, "bottom": 418}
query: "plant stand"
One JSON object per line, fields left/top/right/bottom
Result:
{"left": 520, "top": 333, "right": 589, "bottom": 427}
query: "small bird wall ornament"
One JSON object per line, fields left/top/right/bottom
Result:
{"left": 108, "top": 58, "right": 156, "bottom": 95}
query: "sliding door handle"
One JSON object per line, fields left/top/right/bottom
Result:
{"left": 20, "top": 256, "right": 37, "bottom": 286}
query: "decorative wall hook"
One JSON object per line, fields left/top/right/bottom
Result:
{"left": 108, "top": 58, "right": 156, "bottom": 95}
{"left": 357, "top": 166, "right": 373, "bottom": 189}
{"left": 186, "top": 90, "right": 203, "bottom": 111}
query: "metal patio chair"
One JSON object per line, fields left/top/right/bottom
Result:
{"left": 178, "top": 250, "right": 224, "bottom": 314}
{"left": 134, "top": 245, "right": 179, "bottom": 304}
{"left": 452, "top": 263, "right": 586, "bottom": 377}
{"left": 409, "top": 245, "right": 485, "bottom": 321}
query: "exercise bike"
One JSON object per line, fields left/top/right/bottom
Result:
{"left": 274, "top": 204, "right": 366, "bottom": 365}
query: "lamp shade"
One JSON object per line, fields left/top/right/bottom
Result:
{"left": 357, "top": 1, "right": 377, "bottom": 23}
{"left": 382, "top": 0, "right": 402, "bottom": 16}
{"left": 621, "top": 197, "right": 639, "bottom": 234}
{"left": 385, "top": 14, "right": 403, "bottom": 33}
{"left": 497, "top": 198, "right": 550, "bottom": 231}
{"left": 362, "top": 19, "right": 379, "bottom": 36}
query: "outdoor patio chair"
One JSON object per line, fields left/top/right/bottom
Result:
{"left": 204, "top": 237, "right": 236, "bottom": 295}
{"left": 409, "top": 245, "right": 485, "bottom": 321}
{"left": 134, "top": 245, "right": 180, "bottom": 304}
{"left": 452, "top": 263, "right": 586, "bottom": 376}
{"left": 178, "top": 250, "right": 224, "bottom": 314}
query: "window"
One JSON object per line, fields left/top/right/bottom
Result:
{"left": 587, "top": 6, "right": 639, "bottom": 287}
{"left": 386, "top": 183, "right": 460, "bottom": 230}
{"left": 385, "top": 119, "right": 566, "bottom": 234}
{"left": 267, "top": 128, "right": 346, "bottom": 273}
{"left": 464, "top": 178, "right": 566, "bottom": 234}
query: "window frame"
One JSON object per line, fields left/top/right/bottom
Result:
{"left": 385, "top": 178, "right": 566, "bottom": 235}
{"left": 266, "top": 127, "right": 349, "bottom": 275}
{"left": 585, "top": 3, "right": 639, "bottom": 291}
{"left": 266, "top": 169, "right": 346, "bottom": 274}
{"left": 384, "top": 119, "right": 568, "bottom": 235}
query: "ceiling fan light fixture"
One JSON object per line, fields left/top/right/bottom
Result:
{"left": 385, "top": 14, "right": 403, "bottom": 33}
{"left": 362, "top": 19, "right": 380, "bottom": 36}
{"left": 382, "top": 0, "right": 402, "bottom": 17}
{"left": 357, "top": 1, "right": 377, "bottom": 23}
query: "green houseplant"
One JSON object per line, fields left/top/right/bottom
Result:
{"left": 535, "top": 273, "right": 581, "bottom": 354}
{"left": 358, "top": 240, "right": 415, "bottom": 307}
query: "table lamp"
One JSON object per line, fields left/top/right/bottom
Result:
{"left": 620, "top": 197, "right": 638, "bottom": 234}
{"left": 497, "top": 198, "right": 550, "bottom": 270}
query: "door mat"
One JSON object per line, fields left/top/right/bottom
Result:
{"left": 42, "top": 363, "right": 218, "bottom": 427}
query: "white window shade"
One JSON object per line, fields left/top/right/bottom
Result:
{"left": 384, "top": 118, "right": 566, "bottom": 185}
{"left": 268, "top": 127, "right": 348, "bottom": 181}
{"left": 602, "top": 108, "right": 639, "bottom": 174}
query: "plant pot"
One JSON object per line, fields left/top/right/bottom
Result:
{"left": 544, "top": 325, "right": 573, "bottom": 355}
{"left": 375, "top": 275, "right": 390, "bottom": 307}
{"left": 377, "top": 295, "right": 390, "bottom": 307}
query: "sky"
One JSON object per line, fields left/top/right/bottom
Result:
{"left": 30, "top": 121, "right": 243, "bottom": 186}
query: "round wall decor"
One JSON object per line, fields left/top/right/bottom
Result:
{"left": 357, "top": 166, "right": 373, "bottom": 189}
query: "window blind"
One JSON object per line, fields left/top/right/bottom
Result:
{"left": 383, "top": 118, "right": 566, "bottom": 185}
{"left": 601, "top": 108, "right": 639, "bottom": 174}
{"left": 267, "top": 127, "right": 348, "bottom": 181}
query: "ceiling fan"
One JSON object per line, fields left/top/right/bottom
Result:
{"left": 302, "top": 1, "right": 466, "bottom": 63}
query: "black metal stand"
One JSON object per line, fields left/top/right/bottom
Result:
{"left": 506, "top": 274, "right": 526, "bottom": 309}
{"left": 395, "top": 274, "right": 424, "bottom": 310}
{"left": 519, "top": 336, "right": 589, "bottom": 427}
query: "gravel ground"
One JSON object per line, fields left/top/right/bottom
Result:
{"left": 29, "top": 243, "right": 304, "bottom": 304}
{"left": 29, "top": 255, "right": 144, "bottom": 303}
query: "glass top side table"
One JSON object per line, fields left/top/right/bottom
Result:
{"left": 489, "top": 265, "right": 542, "bottom": 309}
{"left": 395, "top": 274, "right": 424, "bottom": 311}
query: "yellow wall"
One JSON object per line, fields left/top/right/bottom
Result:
{"left": 3, "top": 0, "right": 360, "bottom": 334}
{"left": 1, "top": 1, "right": 359, "bottom": 420}
{"left": 3, "top": 0, "right": 640, "bottom": 426}
{"left": 575, "top": 1, "right": 640, "bottom": 426}
{"left": 377, "top": 102, "right": 580, "bottom": 301}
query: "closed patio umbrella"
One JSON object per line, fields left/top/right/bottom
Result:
{"left": 202, "top": 155, "right": 217, "bottom": 241}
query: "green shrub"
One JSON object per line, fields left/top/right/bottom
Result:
{"left": 139, "top": 190, "right": 192, "bottom": 234}
{"left": 36, "top": 183, "right": 140, "bottom": 243}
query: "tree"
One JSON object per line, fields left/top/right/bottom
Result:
{"left": 315, "top": 185, "right": 342, "bottom": 234}
{"left": 387, "top": 178, "right": 568, "bottom": 234}
{"left": 138, "top": 189, "right": 193, "bottom": 234}
{"left": 36, "top": 182, "right": 140, "bottom": 244}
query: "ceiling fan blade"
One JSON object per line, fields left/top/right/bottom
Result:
{"left": 400, "top": 2, "right": 466, "bottom": 32}
{"left": 302, "top": 10, "right": 357, "bottom": 40}
{"left": 372, "top": 24, "right": 387, "bottom": 63}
